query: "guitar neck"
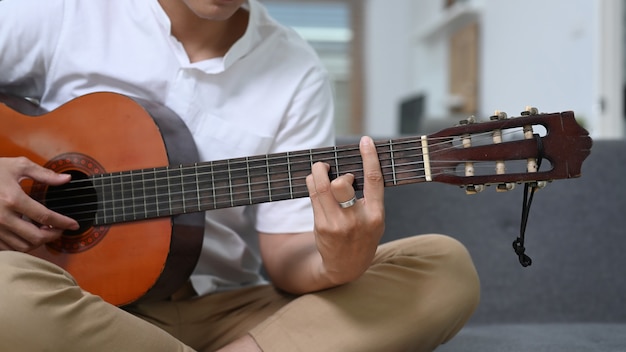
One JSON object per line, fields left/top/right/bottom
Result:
{"left": 90, "top": 137, "right": 428, "bottom": 225}
{"left": 49, "top": 111, "right": 591, "bottom": 227}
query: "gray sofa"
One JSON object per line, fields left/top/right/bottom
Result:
{"left": 370, "top": 138, "right": 626, "bottom": 351}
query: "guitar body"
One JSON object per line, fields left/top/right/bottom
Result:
{"left": 0, "top": 92, "right": 204, "bottom": 306}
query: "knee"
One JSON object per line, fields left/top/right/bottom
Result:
{"left": 420, "top": 234, "right": 481, "bottom": 323}
{"left": 385, "top": 234, "right": 481, "bottom": 311}
{"left": 0, "top": 251, "right": 77, "bottom": 306}
{"left": 419, "top": 234, "right": 479, "bottom": 294}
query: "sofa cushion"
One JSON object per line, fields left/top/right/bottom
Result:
{"left": 436, "top": 323, "right": 626, "bottom": 352}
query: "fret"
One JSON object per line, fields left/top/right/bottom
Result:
{"left": 110, "top": 172, "right": 124, "bottom": 223}
{"left": 312, "top": 146, "right": 338, "bottom": 180}
{"left": 334, "top": 144, "right": 363, "bottom": 191}
{"left": 378, "top": 137, "right": 425, "bottom": 186}
{"left": 246, "top": 157, "right": 253, "bottom": 204}
{"left": 389, "top": 140, "right": 398, "bottom": 185}
{"left": 166, "top": 166, "right": 184, "bottom": 216}
{"left": 119, "top": 172, "right": 126, "bottom": 220}
{"left": 333, "top": 145, "right": 340, "bottom": 178}
{"left": 178, "top": 164, "right": 199, "bottom": 215}
{"left": 265, "top": 157, "right": 272, "bottom": 202}
{"left": 248, "top": 155, "right": 271, "bottom": 204}
{"left": 179, "top": 165, "right": 187, "bottom": 213}
{"left": 210, "top": 162, "right": 217, "bottom": 209}
{"left": 286, "top": 149, "right": 313, "bottom": 198}
{"left": 194, "top": 163, "right": 214, "bottom": 211}
{"left": 166, "top": 168, "right": 173, "bottom": 215}
{"left": 140, "top": 168, "right": 148, "bottom": 219}
{"left": 211, "top": 159, "right": 232, "bottom": 209}
{"left": 125, "top": 171, "right": 138, "bottom": 221}
{"left": 194, "top": 163, "right": 202, "bottom": 212}
{"left": 94, "top": 174, "right": 108, "bottom": 225}
{"left": 119, "top": 170, "right": 135, "bottom": 221}
{"left": 143, "top": 168, "right": 159, "bottom": 219}
{"left": 267, "top": 153, "right": 291, "bottom": 202}
{"left": 154, "top": 167, "right": 170, "bottom": 217}
{"left": 227, "top": 159, "right": 234, "bottom": 207}
{"left": 286, "top": 152, "right": 293, "bottom": 199}
{"left": 227, "top": 157, "right": 253, "bottom": 207}
{"left": 373, "top": 142, "right": 392, "bottom": 187}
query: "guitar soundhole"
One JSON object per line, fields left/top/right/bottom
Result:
{"left": 31, "top": 153, "right": 110, "bottom": 253}
{"left": 46, "top": 170, "right": 97, "bottom": 236}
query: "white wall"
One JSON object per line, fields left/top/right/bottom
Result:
{"left": 480, "top": 0, "right": 595, "bottom": 130}
{"left": 362, "top": 0, "right": 415, "bottom": 136}
{"left": 362, "top": 0, "right": 624, "bottom": 139}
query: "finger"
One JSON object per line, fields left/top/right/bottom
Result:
{"left": 306, "top": 169, "right": 327, "bottom": 223}
{"left": 9, "top": 159, "right": 80, "bottom": 230}
{"left": 0, "top": 237, "right": 15, "bottom": 251}
{"left": 0, "top": 229, "right": 31, "bottom": 251}
{"left": 16, "top": 196, "right": 79, "bottom": 232}
{"left": 309, "top": 161, "right": 346, "bottom": 213}
{"left": 15, "top": 157, "right": 71, "bottom": 185}
{"left": 330, "top": 173, "right": 356, "bottom": 204}
{"left": 359, "top": 136, "right": 384, "bottom": 207}
{"left": 0, "top": 217, "right": 62, "bottom": 251}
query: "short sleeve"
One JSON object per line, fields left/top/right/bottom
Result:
{"left": 253, "top": 65, "right": 335, "bottom": 234}
{"left": 0, "top": 0, "right": 66, "bottom": 98}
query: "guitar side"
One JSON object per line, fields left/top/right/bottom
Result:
{"left": 0, "top": 92, "right": 204, "bottom": 306}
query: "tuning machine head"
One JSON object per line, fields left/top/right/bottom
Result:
{"left": 530, "top": 180, "right": 548, "bottom": 189}
{"left": 459, "top": 115, "right": 477, "bottom": 125}
{"left": 465, "top": 184, "right": 485, "bottom": 195}
{"left": 497, "top": 183, "right": 515, "bottom": 192}
{"left": 490, "top": 110, "right": 508, "bottom": 120}
{"left": 521, "top": 106, "right": 539, "bottom": 116}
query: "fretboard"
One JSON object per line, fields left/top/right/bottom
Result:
{"left": 82, "top": 137, "right": 428, "bottom": 225}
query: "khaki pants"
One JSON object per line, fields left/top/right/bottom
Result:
{"left": 0, "top": 235, "right": 479, "bottom": 352}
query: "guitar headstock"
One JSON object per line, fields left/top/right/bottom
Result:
{"left": 425, "top": 108, "right": 592, "bottom": 193}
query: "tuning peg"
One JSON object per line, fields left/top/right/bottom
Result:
{"left": 496, "top": 183, "right": 515, "bottom": 192}
{"left": 490, "top": 110, "right": 508, "bottom": 120}
{"left": 465, "top": 184, "right": 485, "bottom": 195}
{"left": 521, "top": 106, "right": 539, "bottom": 116}
{"left": 529, "top": 181, "right": 548, "bottom": 189}
{"left": 459, "top": 115, "right": 476, "bottom": 125}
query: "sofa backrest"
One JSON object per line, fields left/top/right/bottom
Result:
{"left": 375, "top": 139, "right": 626, "bottom": 324}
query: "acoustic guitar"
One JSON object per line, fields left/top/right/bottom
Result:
{"left": 0, "top": 92, "right": 592, "bottom": 306}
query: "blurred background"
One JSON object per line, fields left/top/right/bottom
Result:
{"left": 263, "top": 0, "right": 625, "bottom": 140}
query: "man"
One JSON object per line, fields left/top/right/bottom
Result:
{"left": 0, "top": 0, "right": 480, "bottom": 351}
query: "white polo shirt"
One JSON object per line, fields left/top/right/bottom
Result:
{"left": 0, "top": 0, "right": 335, "bottom": 294}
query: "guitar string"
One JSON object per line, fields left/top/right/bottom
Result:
{"left": 48, "top": 167, "right": 466, "bottom": 224}
{"left": 57, "top": 126, "right": 520, "bottom": 199}
{"left": 41, "top": 130, "right": 500, "bottom": 207}
{"left": 41, "top": 129, "right": 531, "bottom": 221}
{"left": 41, "top": 129, "right": 535, "bottom": 222}
{"left": 40, "top": 129, "right": 520, "bottom": 212}
{"left": 42, "top": 136, "right": 434, "bottom": 196}
{"left": 47, "top": 129, "right": 513, "bottom": 194}
{"left": 48, "top": 159, "right": 530, "bottom": 224}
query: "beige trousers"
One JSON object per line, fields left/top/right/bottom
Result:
{"left": 0, "top": 235, "right": 479, "bottom": 352}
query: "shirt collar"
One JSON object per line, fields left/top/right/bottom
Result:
{"left": 223, "top": 0, "right": 261, "bottom": 70}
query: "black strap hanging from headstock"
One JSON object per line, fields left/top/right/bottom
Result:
{"left": 512, "top": 134, "right": 545, "bottom": 267}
